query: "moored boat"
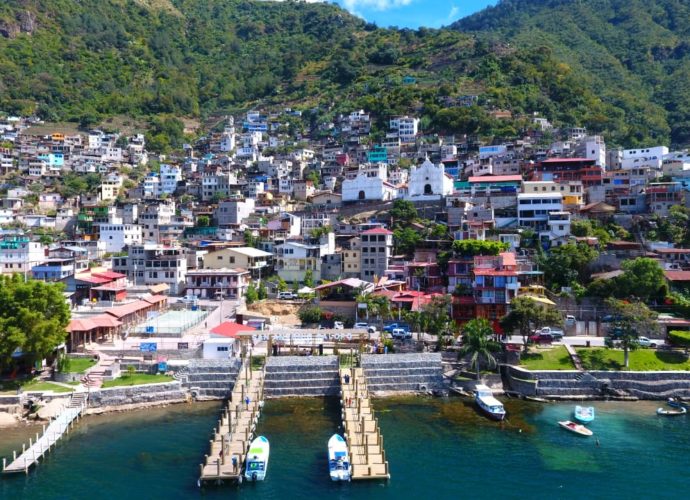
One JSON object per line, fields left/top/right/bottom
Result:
{"left": 244, "top": 436, "right": 270, "bottom": 481}
{"left": 667, "top": 397, "right": 689, "bottom": 409}
{"left": 327, "top": 434, "right": 351, "bottom": 481}
{"left": 657, "top": 406, "right": 687, "bottom": 416}
{"left": 574, "top": 405, "right": 595, "bottom": 424}
{"left": 558, "top": 420, "right": 593, "bottom": 437}
{"left": 475, "top": 384, "right": 506, "bottom": 421}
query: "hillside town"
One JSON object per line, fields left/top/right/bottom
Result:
{"left": 1, "top": 110, "right": 689, "bottom": 324}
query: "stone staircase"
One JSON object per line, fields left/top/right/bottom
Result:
{"left": 264, "top": 356, "right": 340, "bottom": 398}
{"left": 361, "top": 353, "right": 444, "bottom": 394}
{"left": 182, "top": 359, "right": 241, "bottom": 399}
{"left": 68, "top": 392, "right": 88, "bottom": 409}
{"left": 81, "top": 368, "right": 104, "bottom": 389}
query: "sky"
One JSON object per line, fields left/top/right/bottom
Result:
{"left": 329, "top": 0, "right": 498, "bottom": 29}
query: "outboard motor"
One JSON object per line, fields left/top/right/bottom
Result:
{"left": 252, "top": 471, "right": 258, "bottom": 481}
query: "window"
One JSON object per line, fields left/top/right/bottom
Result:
{"left": 217, "top": 346, "right": 229, "bottom": 352}
{"left": 217, "top": 255, "right": 222, "bottom": 260}
{"left": 230, "top": 257, "right": 235, "bottom": 264}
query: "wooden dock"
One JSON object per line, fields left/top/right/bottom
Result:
{"left": 340, "top": 367, "right": 390, "bottom": 480}
{"left": 3, "top": 392, "right": 87, "bottom": 475}
{"left": 198, "top": 359, "right": 265, "bottom": 485}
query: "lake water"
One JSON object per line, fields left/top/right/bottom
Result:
{"left": 1, "top": 397, "right": 688, "bottom": 499}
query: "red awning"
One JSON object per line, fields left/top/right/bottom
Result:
{"left": 210, "top": 322, "right": 256, "bottom": 338}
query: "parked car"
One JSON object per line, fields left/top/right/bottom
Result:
{"left": 534, "top": 326, "right": 564, "bottom": 340}
{"left": 383, "top": 323, "right": 410, "bottom": 333}
{"left": 601, "top": 314, "right": 622, "bottom": 323}
{"left": 366, "top": 326, "right": 378, "bottom": 334}
{"left": 637, "top": 336, "right": 658, "bottom": 348}
{"left": 565, "top": 315, "right": 576, "bottom": 327}
{"left": 391, "top": 328, "right": 412, "bottom": 340}
{"left": 277, "top": 291, "right": 296, "bottom": 300}
{"left": 333, "top": 321, "right": 344, "bottom": 330}
{"left": 180, "top": 294, "right": 199, "bottom": 305}
{"left": 529, "top": 333, "right": 554, "bottom": 344}
{"left": 353, "top": 322, "right": 369, "bottom": 329}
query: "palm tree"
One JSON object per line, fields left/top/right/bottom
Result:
{"left": 460, "top": 318, "right": 499, "bottom": 380}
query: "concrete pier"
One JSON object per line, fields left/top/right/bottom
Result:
{"left": 198, "top": 358, "right": 265, "bottom": 484}
{"left": 340, "top": 367, "right": 390, "bottom": 480}
{"left": 3, "top": 393, "right": 87, "bottom": 474}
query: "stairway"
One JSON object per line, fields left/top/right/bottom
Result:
{"left": 264, "top": 356, "right": 340, "bottom": 397}
{"left": 68, "top": 392, "right": 88, "bottom": 409}
{"left": 81, "top": 369, "right": 104, "bottom": 389}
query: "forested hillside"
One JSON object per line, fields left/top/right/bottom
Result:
{"left": 0, "top": 0, "right": 686, "bottom": 147}
{"left": 454, "top": 0, "right": 690, "bottom": 146}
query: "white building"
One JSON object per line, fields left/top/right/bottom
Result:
{"left": 389, "top": 116, "right": 419, "bottom": 143}
{"left": 620, "top": 146, "right": 669, "bottom": 170}
{"left": 160, "top": 164, "right": 182, "bottom": 195}
{"left": 406, "top": 159, "right": 454, "bottom": 200}
{"left": 0, "top": 236, "right": 45, "bottom": 276}
{"left": 342, "top": 164, "right": 396, "bottom": 202}
{"left": 575, "top": 136, "right": 606, "bottom": 168}
{"left": 143, "top": 173, "right": 160, "bottom": 198}
{"left": 274, "top": 234, "right": 335, "bottom": 283}
{"left": 517, "top": 192, "right": 563, "bottom": 232}
{"left": 97, "top": 223, "right": 143, "bottom": 253}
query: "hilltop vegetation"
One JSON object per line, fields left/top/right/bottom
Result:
{"left": 0, "top": 0, "right": 687, "bottom": 146}
{"left": 454, "top": 0, "right": 690, "bottom": 146}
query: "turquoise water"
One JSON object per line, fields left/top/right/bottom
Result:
{"left": 1, "top": 398, "right": 689, "bottom": 499}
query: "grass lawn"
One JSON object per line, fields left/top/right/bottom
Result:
{"left": 520, "top": 346, "right": 575, "bottom": 370}
{"left": 576, "top": 348, "right": 690, "bottom": 371}
{"left": 22, "top": 381, "right": 74, "bottom": 393}
{"left": 63, "top": 356, "right": 97, "bottom": 373}
{"left": 101, "top": 374, "right": 174, "bottom": 388}
{"left": 0, "top": 379, "right": 74, "bottom": 394}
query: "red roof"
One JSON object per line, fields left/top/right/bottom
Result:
{"left": 75, "top": 275, "right": 111, "bottom": 284}
{"left": 665, "top": 270, "right": 690, "bottom": 281}
{"left": 106, "top": 300, "right": 151, "bottom": 319}
{"left": 143, "top": 295, "right": 168, "bottom": 305}
{"left": 474, "top": 269, "right": 518, "bottom": 276}
{"left": 93, "top": 271, "right": 126, "bottom": 280}
{"left": 656, "top": 248, "right": 690, "bottom": 254}
{"left": 210, "top": 321, "right": 256, "bottom": 338}
{"left": 362, "top": 228, "right": 393, "bottom": 235}
{"left": 468, "top": 175, "right": 522, "bottom": 183}
{"left": 541, "top": 157, "right": 594, "bottom": 163}
{"left": 67, "top": 314, "right": 121, "bottom": 332}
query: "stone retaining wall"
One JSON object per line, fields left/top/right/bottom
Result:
{"left": 505, "top": 365, "right": 690, "bottom": 399}
{"left": 361, "top": 353, "right": 444, "bottom": 394}
{"left": 87, "top": 382, "right": 187, "bottom": 408}
{"left": 265, "top": 356, "right": 339, "bottom": 398}
{"left": 182, "top": 358, "right": 241, "bottom": 399}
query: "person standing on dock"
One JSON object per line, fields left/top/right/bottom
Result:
{"left": 245, "top": 396, "right": 250, "bottom": 409}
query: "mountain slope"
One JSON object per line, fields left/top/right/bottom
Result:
{"left": 453, "top": 0, "right": 690, "bottom": 145}
{"left": 0, "top": 0, "right": 681, "bottom": 148}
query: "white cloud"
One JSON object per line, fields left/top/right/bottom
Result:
{"left": 342, "top": 0, "right": 414, "bottom": 12}
{"left": 447, "top": 5, "right": 459, "bottom": 21}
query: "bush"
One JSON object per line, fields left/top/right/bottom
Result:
{"left": 299, "top": 305, "right": 323, "bottom": 324}
{"left": 669, "top": 330, "right": 690, "bottom": 348}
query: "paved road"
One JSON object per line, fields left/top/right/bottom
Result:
{"left": 505, "top": 335, "right": 607, "bottom": 347}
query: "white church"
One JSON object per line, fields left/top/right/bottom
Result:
{"left": 406, "top": 158, "right": 454, "bottom": 200}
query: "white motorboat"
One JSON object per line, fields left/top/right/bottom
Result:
{"left": 558, "top": 420, "right": 594, "bottom": 437}
{"left": 244, "top": 436, "right": 270, "bottom": 481}
{"left": 475, "top": 384, "right": 506, "bottom": 421}
{"left": 327, "top": 434, "right": 351, "bottom": 481}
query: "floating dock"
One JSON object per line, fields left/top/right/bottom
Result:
{"left": 198, "top": 359, "right": 265, "bottom": 485}
{"left": 3, "top": 392, "right": 87, "bottom": 474}
{"left": 340, "top": 367, "right": 390, "bottom": 480}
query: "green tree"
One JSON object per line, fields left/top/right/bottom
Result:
{"left": 244, "top": 229, "right": 258, "bottom": 248}
{"left": 451, "top": 239, "right": 509, "bottom": 256}
{"left": 245, "top": 284, "right": 258, "bottom": 305}
{"left": 616, "top": 258, "right": 667, "bottom": 303}
{"left": 298, "top": 305, "right": 323, "bottom": 325}
{"left": 258, "top": 282, "right": 268, "bottom": 300}
{"left": 0, "top": 275, "right": 71, "bottom": 369}
{"left": 196, "top": 215, "right": 210, "bottom": 228}
{"left": 500, "top": 296, "right": 562, "bottom": 351}
{"left": 460, "top": 318, "right": 499, "bottom": 379}
{"left": 604, "top": 299, "right": 660, "bottom": 368}
{"left": 539, "top": 243, "right": 598, "bottom": 291}
{"left": 393, "top": 227, "right": 422, "bottom": 257}
{"left": 422, "top": 295, "right": 452, "bottom": 337}
{"left": 303, "top": 269, "right": 314, "bottom": 288}
{"left": 390, "top": 199, "right": 418, "bottom": 227}
{"left": 277, "top": 277, "right": 288, "bottom": 292}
